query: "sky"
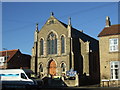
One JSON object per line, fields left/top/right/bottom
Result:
{"left": 1, "top": 2, "right": 119, "bottom": 55}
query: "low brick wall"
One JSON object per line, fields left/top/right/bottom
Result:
{"left": 101, "top": 80, "right": 120, "bottom": 87}
{"left": 62, "top": 75, "right": 79, "bottom": 87}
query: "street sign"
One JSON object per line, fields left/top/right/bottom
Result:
{"left": 66, "top": 69, "right": 77, "bottom": 77}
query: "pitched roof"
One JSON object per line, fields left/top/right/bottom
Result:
{"left": 59, "top": 20, "right": 68, "bottom": 28}
{"left": 58, "top": 19, "right": 98, "bottom": 42}
{"left": 71, "top": 27, "right": 98, "bottom": 42}
{"left": 98, "top": 24, "right": 120, "bottom": 37}
{"left": 0, "top": 49, "right": 19, "bottom": 62}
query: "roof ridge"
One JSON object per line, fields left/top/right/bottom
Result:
{"left": 111, "top": 24, "right": 120, "bottom": 26}
{"left": 0, "top": 49, "right": 19, "bottom": 52}
{"left": 104, "top": 24, "right": 120, "bottom": 28}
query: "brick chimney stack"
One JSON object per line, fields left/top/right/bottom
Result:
{"left": 106, "top": 16, "right": 111, "bottom": 27}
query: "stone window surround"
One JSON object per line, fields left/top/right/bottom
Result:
{"left": 60, "top": 62, "right": 66, "bottom": 73}
{"left": 39, "top": 63, "right": 44, "bottom": 73}
{"left": 60, "top": 34, "right": 66, "bottom": 55}
{"left": 109, "top": 38, "right": 119, "bottom": 52}
{"left": 110, "top": 61, "right": 120, "bottom": 80}
{"left": 47, "top": 32, "right": 57, "bottom": 54}
{"left": 40, "top": 38, "right": 44, "bottom": 55}
{"left": 39, "top": 30, "right": 67, "bottom": 56}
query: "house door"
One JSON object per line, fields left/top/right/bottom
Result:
{"left": 49, "top": 60, "right": 56, "bottom": 76}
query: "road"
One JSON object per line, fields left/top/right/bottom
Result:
{"left": 1, "top": 87, "right": 120, "bottom": 90}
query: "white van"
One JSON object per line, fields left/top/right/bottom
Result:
{"left": 0, "top": 69, "right": 37, "bottom": 88}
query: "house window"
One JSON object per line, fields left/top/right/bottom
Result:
{"left": 109, "top": 38, "right": 118, "bottom": 52}
{"left": 40, "top": 39, "right": 44, "bottom": 55}
{"left": 61, "top": 36, "right": 65, "bottom": 54}
{"left": 61, "top": 63, "right": 66, "bottom": 72}
{"left": 47, "top": 32, "right": 57, "bottom": 54}
{"left": 110, "top": 61, "right": 120, "bottom": 80}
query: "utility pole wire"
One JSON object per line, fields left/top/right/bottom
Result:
{"left": 3, "top": 23, "right": 35, "bottom": 32}
{"left": 4, "top": 2, "right": 116, "bottom": 24}
{"left": 3, "top": 19, "right": 35, "bottom": 24}
{"left": 58, "top": 2, "right": 116, "bottom": 19}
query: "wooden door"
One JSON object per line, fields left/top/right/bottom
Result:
{"left": 49, "top": 60, "right": 56, "bottom": 76}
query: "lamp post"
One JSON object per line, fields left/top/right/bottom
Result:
{"left": 3, "top": 48, "right": 7, "bottom": 69}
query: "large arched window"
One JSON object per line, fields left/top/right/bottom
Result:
{"left": 47, "top": 32, "right": 57, "bottom": 54}
{"left": 39, "top": 64, "right": 43, "bottom": 72}
{"left": 40, "top": 39, "right": 44, "bottom": 55}
{"left": 61, "top": 36, "right": 65, "bottom": 53}
{"left": 61, "top": 63, "right": 66, "bottom": 72}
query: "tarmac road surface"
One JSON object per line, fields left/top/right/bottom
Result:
{"left": 1, "top": 87, "right": 120, "bottom": 90}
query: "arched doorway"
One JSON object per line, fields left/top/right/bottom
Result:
{"left": 48, "top": 60, "right": 56, "bottom": 76}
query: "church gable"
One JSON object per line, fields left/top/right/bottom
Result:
{"left": 38, "top": 13, "right": 68, "bottom": 38}
{"left": 44, "top": 13, "right": 68, "bottom": 29}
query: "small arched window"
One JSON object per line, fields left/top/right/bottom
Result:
{"left": 61, "top": 63, "right": 66, "bottom": 72}
{"left": 40, "top": 39, "right": 44, "bottom": 55}
{"left": 39, "top": 64, "right": 43, "bottom": 72}
{"left": 61, "top": 36, "right": 65, "bottom": 53}
{"left": 47, "top": 32, "right": 57, "bottom": 54}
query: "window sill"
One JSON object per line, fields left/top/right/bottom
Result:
{"left": 61, "top": 53, "right": 66, "bottom": 56}
{"left": 101, "top": 79, "right": 110, "bottom": 82}
{"left": 40, "top": 72, "right": 44, "bottom": 74}
{"left": 110, "top": 79, "right": 120, "bottom": 81}
{"left": 47, "top": 54, "right": 59, "bottom": 57}
{"left": 40, "top": 55, "right": 46, "bottom": 58}
{"left": 109, "top": 51, "right": 120, "bottom": 53}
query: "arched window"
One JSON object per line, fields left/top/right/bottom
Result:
{"left": 40, "top": 39, "right": 44, "bottom": 55}
{"left": 47, "top": 32, "right": 57, "bottom": 54}
{"left": 39, "top": 64, "right": 43, "bottom": 72}
{"left": 61, "top": 36, "right": 65, "bottom": 53}
{"left": 61, "top": 63, "right": 66, "bottom": 72}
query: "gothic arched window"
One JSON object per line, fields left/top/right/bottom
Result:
{"left": 61, "top": 63, "right": 66, "bottom": 72}
{"left": 40, "top": 39, "right": 44, "bottom": 55}
{"left": 47, "top": 32, "right": 57, "bottom": 54}
{"left": 61, "top": 36, "right": 65, "bottom": 53}
{"left": 39, "top": 64, "right": 43, "bottom": 72}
